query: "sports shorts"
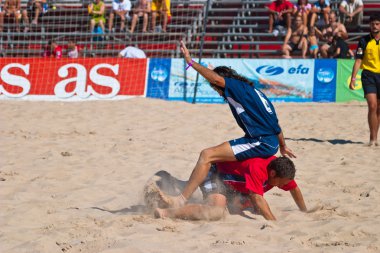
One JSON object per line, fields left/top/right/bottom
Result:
{"left": 229, "top": 135, "right": 279, "bottom": 161}
{"left": 362, "top": 69, "right": 380, "bottom": 99}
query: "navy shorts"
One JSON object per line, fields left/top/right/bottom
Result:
{"left": 200, "top": 164, "right": 245, "bottom": 200}
{"left": 362, "top": 70, "right": 380, "bottom": 99}
{"left": 229, "top": 135, "right": 279, "bottom": 161}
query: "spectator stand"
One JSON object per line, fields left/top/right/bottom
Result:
{"left": 0, "top": 0, "right": 206, "bottom": 57}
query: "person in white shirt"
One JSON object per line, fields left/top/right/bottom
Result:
{"left": 338, "top": 0, "right": 363, "bottom": 28}
{"left": 108, "top": 0, "right": 131, "bottom": 32}
{"left": 118, "top": 45, "right": 146, "bottom": 58}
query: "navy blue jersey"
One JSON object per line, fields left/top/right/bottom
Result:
{"left": 224, "top": 77, "right": 282, "bottom": 138}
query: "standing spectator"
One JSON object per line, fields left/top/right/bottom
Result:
{"left": 350, "top": 14, "right": 380, "bottom": 147}
{"left": 266, "top": 0, "right": 294, "bottom": 36}
{"left": 293, "top": 0, "right": 312, "bottom": 27}
{"left": 118, "top": 44, "right": 146, "bottom": 58}
{"left": 319, "top": 12, "right": 348, "bottom": 58}
{"left": 151, "top": 0, "right": 170, "bottom": 33}
{"left": 67, "top": 40, "right": 79, "bottom": 58}
{"left": 3, "top": 0, "right": 22, "bottom": 32}
{"left": 338, "top": 0, "right": 363, "bottom": 29}
{"left": 310, "top": 0, "right": 331, "bottom": 28}
{"left": 43, "top": 40, "right": 62, "bottom": 59}
{"left": 108, "top": 0, "right": 131, "bottom": 33}
{"left": 282, "top": 16, "right": 308, "bottom": 58}
{"left": 129, "top": 0, "right": 151, "bottom": 33}
{"left": 88, "top": 0, "right": 106, "bottom": 34}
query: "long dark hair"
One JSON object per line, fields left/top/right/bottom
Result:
{"left": 211, "top": 66, "right": 253, "bottom": 96}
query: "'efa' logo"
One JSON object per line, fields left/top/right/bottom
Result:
{"left": 256, "top": 65, "right": 284, "bottom": 76}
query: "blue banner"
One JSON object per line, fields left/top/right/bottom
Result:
{"left": 146, "top": 58, "right": 171, "bottom": 99}
{"left": 169, "top": 59, "right": 314, "bottom": 103}
{"left": 313, "top": 59, "right": 337, "bottom": 102}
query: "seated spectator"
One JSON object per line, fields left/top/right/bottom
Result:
{"left": 282, "top": 16, "right": 308, "bottom": 58}
{"left": 88, "top": 0, "right": 106, "bottom": 34}
{"left": 266, "top": 0, "right": 294, "bottom": 36}
{"left": 310, "top": 0, "right": 331, "bottom": 28}
{"left": 43, "top": 40, "right": 62, "bottom": 59}
{"left": 118, "top": 44, "right": 146, "bottom": 58}
{"left": 0, "top": 2, "right": 4, "bottom": 33}
{"left": 308, "top": 26, "right": 320, "bottom": 58}
{"left": 319, "top": 11, "right": 348, "bottom": 58}
{"left": 21, "top": 0, "right": 47, "bottom": 30}
{"left": 67, "top": 40, "right": 79, "bottom": 58}
{"left": 338, "top": 0, "right": 363, "bottom": 29}
{"left": 3, "top": 0, "right": 22, "bottom": 32}
{"left": 151, "top": 0, "right": 170, "bottom": 32}
{"left": 129, "top": 0, "right": 151, "bottom": 33}
{"left": 293, "top": 0, "right": 312, "bottom": 26}
{"left": 328, "top": 35, "right": 354, "bottom": 58}
{"left": 108, "top": 0, "right": 131, "bottom": 33}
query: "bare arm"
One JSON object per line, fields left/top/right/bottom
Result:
{"left": 249, "top": 193, "right": 276, "bottom": 220}
{"left": 278, "top": 131, "right": 296, "bottom": 158}
{"left": 290, "top": 186, "right": 307, "bottom": 212}
{"left": 180, "top": 40, "right": 225, "bottom": 88}
{"left": 350, "top": 58, "right": 362, "bottom": 90}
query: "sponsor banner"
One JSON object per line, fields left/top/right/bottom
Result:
{"left": 169, "top": 59, "right": 314, "bottom": 103}
{"left": 313, "top": 59, "right": 337, "bottom": 102}
{"left": 146, "top": 58, "right": 171, "bottom": 99}
{"left": 0, "top": 58, "right": 147, "bottom": 100}
{"left": 336, "top": 59, "right": 364, "bottom": 102}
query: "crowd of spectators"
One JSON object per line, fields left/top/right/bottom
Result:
{"left": 267, "top": 0, "right": 365, "bottom": 59}
{"left": 0, "top": 0, "right": 171, "bottom": 34}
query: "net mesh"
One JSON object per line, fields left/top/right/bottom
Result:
{"left": 0, "top": 0, "right": 205, "bottom": 99}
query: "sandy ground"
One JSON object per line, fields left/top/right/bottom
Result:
{"left": 1, "top": 98, "right": 379, "bottom": 253}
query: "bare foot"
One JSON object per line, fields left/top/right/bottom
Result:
{"left": 154, "top": 208, "right": 168, "bottom": 218}
{"left": 367, "top": 141, "right": 379, "bottom": 147}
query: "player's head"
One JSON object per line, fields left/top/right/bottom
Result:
{"left": 212, "top": 66, "right": 253, "bottom": 96}
{"left": 369, "top": 14, "right": 380, "bottom": 34}
{"left": 267, "top": 157, "right": 295, "bottom": 187}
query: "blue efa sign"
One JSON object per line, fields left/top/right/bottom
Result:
{"left": 256, "top": 64, "right": 310, "bottom": 75}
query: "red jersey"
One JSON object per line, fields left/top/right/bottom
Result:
{"left": 216, "top": 156, "right": 297, "bottom": 196}
{"left": 43, "top": 46, "right": 63, "bottom": 59}
{"left": 267, "top": 0, "right": 294, "bottom": 12}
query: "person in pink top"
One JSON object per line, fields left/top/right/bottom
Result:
{"left": 266, "top": 0, "right": 294, "bottom": 35}
{"left": 151, "top": 156, "right": 307, "bottom": 221}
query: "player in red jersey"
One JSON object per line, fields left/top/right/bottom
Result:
{"left": 148, "top": 156, "right": 306, "bottom": 221}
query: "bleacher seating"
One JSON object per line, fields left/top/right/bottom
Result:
{"left": 0, "top": 0, "right": 379, "bottom": 58}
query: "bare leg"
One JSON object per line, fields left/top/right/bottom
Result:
{"left": 366, "top": 94, "right": 379, "bottom": 146}
{"left": 108, "top": 12, "right": 114, "bottom": 31}
{"left": 98, "top": 20, "right": 105, "bottom": 33}
{"left": 155, "top": 194, "right": 227, "bottom": 221}
{"left": 160, "top": 142, "right": 236, "bottom": 208}
{"left": 151, "top": 11, "right": 157, "bottom": 31}
{"left": 268, "top": 13, "right": 274, "bottom": 32}
{"left": 282, "top": 45, "right": 292, "bottom": 58}
{"left": 142, "top": 13, "right": 148, "bottom": 32}
{"left": 119, "top": 14, "right": 126, "bottom": 31}
{"left": 161, "top": 11, "right": 168, "bottom": 32}
{"left": 90, "top": 19, "right": 95, "bottom": 32}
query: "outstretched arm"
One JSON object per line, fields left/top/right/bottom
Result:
{"left": 249, "top": 193, "right": 276, "bottom": 220}
{"left": 277, "top": 131, "right": 296, "bottom": 158}
{"left": 290, "top": 186, "right": 307, "bottom": 212}
{"left": 180, "top": 40, "right": 225, "bottom": 88}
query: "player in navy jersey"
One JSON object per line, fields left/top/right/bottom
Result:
{"left": 155, "top": 41, "right": 296, "bottom": 209}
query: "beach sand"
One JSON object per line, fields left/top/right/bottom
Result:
{"left": 1, "top": 98, "right": 379, "bottom": 253}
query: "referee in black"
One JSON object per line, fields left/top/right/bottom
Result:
{"left": 350, "top": 14, "right": 380, "bottom": 146}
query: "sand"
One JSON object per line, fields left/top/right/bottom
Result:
{"left": 1, "top": 98, "right": 379, "bottom": 253}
